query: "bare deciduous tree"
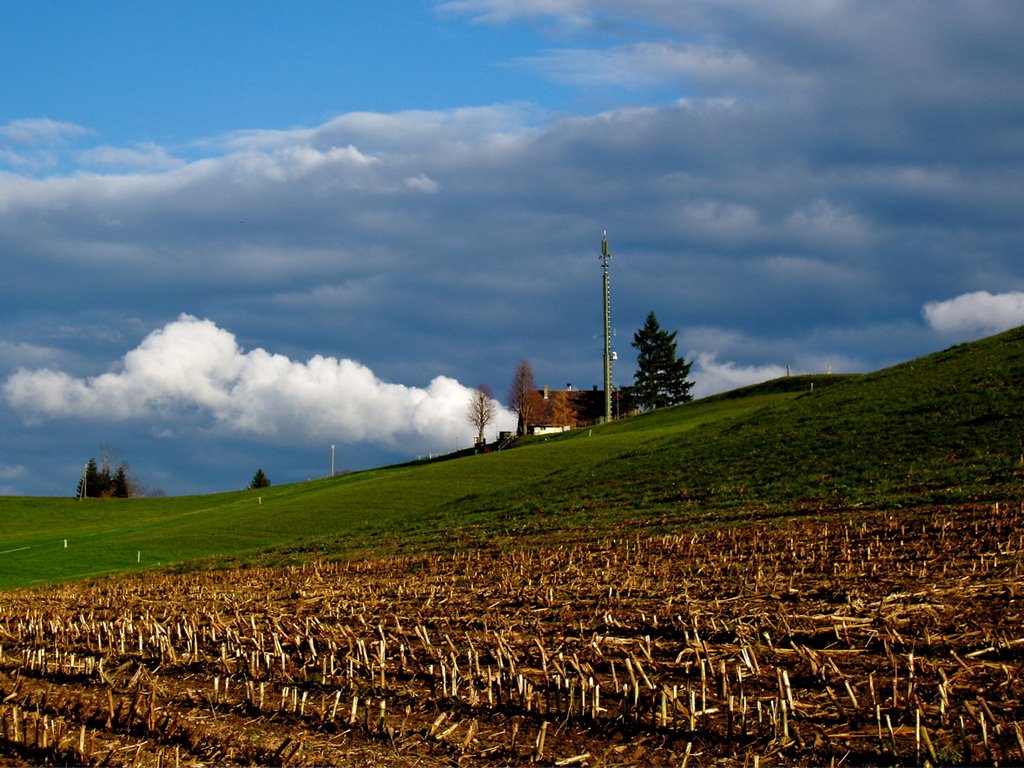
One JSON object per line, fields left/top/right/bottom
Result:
{"left": 508, "top": 360, "right": 539, "bottom": 436}
{"left": 467, "top": 384, "right": 497, "bottom": 446}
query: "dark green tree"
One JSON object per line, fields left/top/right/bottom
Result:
{"left": 249, "top": 468, "right": 271, "bottom": 489}
{"left": 112, "top": 465, "right": 130, "bottom": 498}
{"left": 75, "top": 448, "right": 141, "bottom": 498}
{"left": 631, "top": 311, "right": 694, "bottom": 410}
{"left": 75, "top": 457, "right": 130, "bottom": 498}
{"left": 76, "top": 458, "right": 100, "bottom": 499}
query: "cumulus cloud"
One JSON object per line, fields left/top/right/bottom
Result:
{"left": 690, "top": 352, "right": 788, "bottom": 398}
{"left": 4, "top": 315, "right": 517, "bottom": 452}
{"left": 923, "top": 291, "right": 1024, "bottom": 335}
{"left": 2, "top": 2, "right": 1023, "bottom": 496}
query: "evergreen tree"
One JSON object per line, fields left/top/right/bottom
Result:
{"left": 74, "top": 451, "right": 140, "bottom": 498}
{"left": 76, "top": 458, "right": 100, "bottom": 499}
{"left": 249, "top": 468, "right": 271, "bottom": 489}
{"left": 75, "top": 458, "right": 113, "bottom": 498}
{"left": 631, "top": 311, "right": 694, "bottom": 410}
{"left": 112, "top": 465, "right": 130, "bottom": 498}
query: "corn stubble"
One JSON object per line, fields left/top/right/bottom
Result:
{"left": 1, "top": 502, "right": 1022, "bottom": 766}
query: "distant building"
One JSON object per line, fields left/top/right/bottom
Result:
{"left": 526, "top": 384, "right": 633, "bottom": 434}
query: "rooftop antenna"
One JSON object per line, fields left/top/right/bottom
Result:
{"left": 600, "top": 231, "right": 613, "bottom": 422}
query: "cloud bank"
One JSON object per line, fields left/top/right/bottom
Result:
{"left": 1, "top": 2, "right": 1023, "bottom": 494}
{"left": 690, "top": 352, "right": 789, "bottom": 399}
{"left": 4, "top": 315, "right": 517, "bottom": 453}
{"left": 923, "top": 292, "right": 1024, "bottom": 335}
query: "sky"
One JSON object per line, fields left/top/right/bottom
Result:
{"left": 2, "top": 1, "right": 1023, "bottom": 497}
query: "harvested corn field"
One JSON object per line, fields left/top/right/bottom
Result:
{"left": 1, "top": 503, "right": 1023, "bottom": 766}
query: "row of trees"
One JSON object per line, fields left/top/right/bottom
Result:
{"left": 467, "top": 311, "right": 693, "bottom": 442}
{"left": 76, "top": 455, "right": 138, "bottom": 499}
{"left": 74, "top": 443, "right": 271, "bottom": 498}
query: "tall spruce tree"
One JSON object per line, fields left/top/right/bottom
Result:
{"left": 112, "top": 465, "right": 130, "bottom": 498}
{"left": 76, "top": 458, "right": 101, "bottom": 499}
{"left": 631, "top": 311, "right": 694, "bottom": 410}
{"left": 249, "top": 468, "right": 271, "bottom": 489}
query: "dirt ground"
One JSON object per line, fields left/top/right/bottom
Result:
{"left": 1, "top": 502, "right": 1022, "bottom": 766}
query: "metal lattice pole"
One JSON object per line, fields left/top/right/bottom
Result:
{"left": 600, "top": 232, "right": 613, "bottom": 422}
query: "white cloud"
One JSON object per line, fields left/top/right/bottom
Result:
{"left": 4, "top": 314, "right": 517, "bottom": 451}
{"left": 517, "top": 42, "right": 757, "bottom": 88}
{"left": 923, "top": 291, "right": 1024, "bottom": 335}
{"left": 77, "top": 142, "right": 184, "bottom": 171}
{"left": 220, "top": 106, "right": 535, "bottom": 155}
{"left": 690, "top": 351, "right": 788, "bottom": 398}
{"left": 404, "top": 173, "right": 441, "bottom": 193}
{"left": 784, "top": 200, "right": 872, "bottom": 249}
{"left": 0, "top": 464, "right": 26, "bottom": 481}
{"left": 0, "top": 463, "right": 28, "bottom": 496}
{"left": 0, "top": 340, "right": 63, "bottom": 372}
{"left": 0, "top": 118, "right": 90, "bottom": 145}
{"left": 435, "top": 0, "right": 589, "bottom": 25}
{"left": 0, "top": 118, "right": 93, "bottom": 172}
{"left": 675, "top": 200, "right": 761, "bottom": 242}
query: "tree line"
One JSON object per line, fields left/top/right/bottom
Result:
{"left": 76, "top": 455, "right": 139, "bottom": 499}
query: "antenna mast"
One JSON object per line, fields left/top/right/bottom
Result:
{"left": 600, "top": 232, "right": 613, "bottom": 422}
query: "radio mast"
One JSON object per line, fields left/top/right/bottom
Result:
{"left": 600, "top": 232, "right": 613, "bottom": 422}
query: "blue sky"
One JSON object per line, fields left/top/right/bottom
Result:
{"left": 2, "top": 1, "right": 1023, "bottom": 496}
{"left": 3, "top": 2, "right": 567, "bottom": 144}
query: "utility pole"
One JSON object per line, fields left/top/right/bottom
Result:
{"left": 600, "top": 232, "right": 613, "bottom": 423}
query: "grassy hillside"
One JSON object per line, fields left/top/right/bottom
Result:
{"left": 2, "top": 326, "right": 1023, "bottom": 589}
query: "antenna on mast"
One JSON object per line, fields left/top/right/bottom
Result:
{"left": 600, "top": 231, "right": 613, "bottom": 423}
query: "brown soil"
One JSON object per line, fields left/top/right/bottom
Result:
{"left": 1, "top": 503, "right": 1022, "bottom": 766}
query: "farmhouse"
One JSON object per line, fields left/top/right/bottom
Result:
{"left": 526, "top": 384, "right": 628, "bottom": 434}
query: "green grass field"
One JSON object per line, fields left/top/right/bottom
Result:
{"left": 3, "top": 326, "right": 1023, "bottom": 590}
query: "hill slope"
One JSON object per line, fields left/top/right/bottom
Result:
{"left": 2, "top": 327, "right": 1023, "bottom": 589}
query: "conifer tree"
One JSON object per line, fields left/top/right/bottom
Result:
{"left": 112, "top": 465, "right": 130, "bottom": 498}
{"left": 76, "top": 458, "right": 101, "bottom": 499}
{"left": 631, "top": 311, "right": 694, "bottom": 410}
{"left": 75, "top": 452, "right": 140, "bottom": 498}
{"left": 249, "top": 468, "right": 271, "bottom": 489}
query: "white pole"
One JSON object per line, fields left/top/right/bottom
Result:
{"left": 331, "top": 444, "right": 335, "bottom": 477}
